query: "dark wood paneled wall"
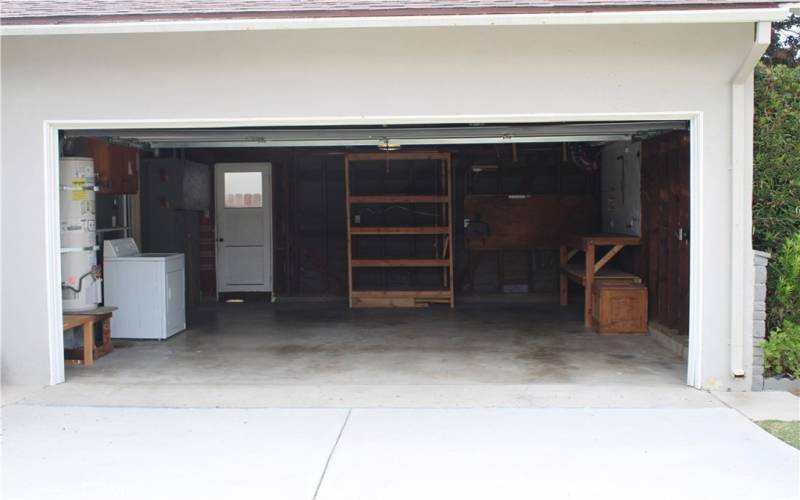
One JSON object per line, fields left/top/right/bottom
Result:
{"left": 170, "top": 145, "right": 602, "bottom": 298}
{"left": 283, "top": 153, "right": 348, "bottom": 295}
{"left": 458, "top": 145, "right": 601, "bottom": 294}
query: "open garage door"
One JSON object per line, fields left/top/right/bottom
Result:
{"left": 57, "top": 120, "right": 692, "bottom": 399}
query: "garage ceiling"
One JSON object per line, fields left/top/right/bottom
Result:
{"left": 65, "top": 121, "right": 687, "bottom": 149}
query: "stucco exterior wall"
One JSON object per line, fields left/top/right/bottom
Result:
{"left": 1, "top": 23, "right": 757, "bottom": 388}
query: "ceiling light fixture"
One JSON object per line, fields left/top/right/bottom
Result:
{"left": 377, "top": 138, "right": 401, "bottom": 151}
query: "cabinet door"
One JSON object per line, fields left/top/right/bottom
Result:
{"left": 84, "top": 138, "right": 139, "bottom": 194}
{"left": 86, "top": 138, "right": 114, "bottom": 192}
{"left": 165, "top": 268, "right": 185, "bottom": 335}
{"left": 113, "top": 145, "right": 139, "bottom": 194}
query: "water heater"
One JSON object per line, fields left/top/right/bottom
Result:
{"left": 60, "top": 157, "right": 101, "bottom": 312}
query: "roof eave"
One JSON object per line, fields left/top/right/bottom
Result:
{"left": 0, "top": 6, "right": 792, "bottom": 37}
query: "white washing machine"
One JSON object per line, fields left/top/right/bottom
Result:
{"left": 103, "top": 238, "right": 186, "bottom": 340}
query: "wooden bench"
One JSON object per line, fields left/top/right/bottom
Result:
{"left": 63, "top": 306, "right": 116, "bottom": 367}
{"left": 559, "top": 233, "right": 642, "bottom": 327}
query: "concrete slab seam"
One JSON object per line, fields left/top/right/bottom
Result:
{"left": 313, "top": 408, "right": 352, "bottom": 500}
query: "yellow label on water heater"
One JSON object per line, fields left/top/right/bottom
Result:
{"left": 71, "top": 179, "right": 88, "bottom": 201}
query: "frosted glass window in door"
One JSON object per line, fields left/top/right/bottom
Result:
{"left": 224, "top": 172, "right": 263, "bottom": 208}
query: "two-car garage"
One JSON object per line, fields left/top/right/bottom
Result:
{"left": 1, "top": 6, "right": 780, "bottom": 394}
{"left": 50, "top": 120, "right": 691, "bottom": 392}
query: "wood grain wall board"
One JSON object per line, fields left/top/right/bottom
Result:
{"left": 463, "top": 194, "right": 597, "bottom": 250}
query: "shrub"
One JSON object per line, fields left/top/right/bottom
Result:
{"left": 761, "top": 321, "right": 800, "bottom": 378}
{"left": 769, "top": 233, "right": 800, "bottom": 330}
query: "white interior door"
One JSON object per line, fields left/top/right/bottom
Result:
{"left": 215, "top": 163, "right": 272, "bottom": 293}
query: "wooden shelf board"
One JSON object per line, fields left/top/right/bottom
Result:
{"left": 351, "top": 259, "right": 450, "bottom": 268}
{"left": 349, "top": 195, "right": 449, "bottom": 204}
{"left": 351, "top": 290, "right": 452, "bottom": 298}
{"left": 561, "top": 263, "right": 642, "bottom": 285}
{"left": 351, "top": 226, "right": 449, "bottom": 235}
{"left": 561, "top": 233, "right": 642, "bottom": 250}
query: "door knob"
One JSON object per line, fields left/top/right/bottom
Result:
{"left": 217, "top": 238, "right": 224, "bottom": 242}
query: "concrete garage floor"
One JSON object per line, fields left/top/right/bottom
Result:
{"left": 8, "top": 302, "right": 798, "bottom": 499}
{"left": 67, "top": 301, "right": 685, "bottom": 386}
{"left": 22, "top": 300, "right": 702, "bottom": 408}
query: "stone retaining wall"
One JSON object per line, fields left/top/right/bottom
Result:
{"left": 752, "top": 250, "right": 770, "bottom": 391}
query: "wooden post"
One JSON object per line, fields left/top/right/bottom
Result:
{"left": 446, "top": 157, "right": 455, "bottom": 308}
{"left": 100, "top": 316, "right": 113, "bottom": 356}
{"left": 440, "top": 158, "right": 447, "bottom": 288}
{"left": 345, "top": 156, "right": 353, "bottom": 308}
{"left": 559, "top": 244, "right": 568, "bottom": 306}
{"left": 584, "top": 243, "right": 595, "bottom": 328}
{"left": 82, "top": 319, "right": 94, "bottom": 367}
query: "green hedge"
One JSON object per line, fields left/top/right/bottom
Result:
{"left": 754, "top": 64, "right": 800, "bottom": 335}
{"left": 753, "top": 63, "right": 800, "bottom": 254}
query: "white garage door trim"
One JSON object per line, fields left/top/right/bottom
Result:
{"left": 43, "top": 111, "right": 705, "bottom": 388}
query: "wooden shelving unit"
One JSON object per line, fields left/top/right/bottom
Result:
{"left": 345, "top": 152, "right": 454, "bottom": 308}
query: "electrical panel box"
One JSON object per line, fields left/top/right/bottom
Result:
{"left": 601, "top": 141, "right": 641, "bottom": 236}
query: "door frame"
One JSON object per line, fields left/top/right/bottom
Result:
{"left": 213, "top": 162, "right": 273, "bottom": 295}
{"left": 44, "top": 111, "right": 704, "bottom": 387}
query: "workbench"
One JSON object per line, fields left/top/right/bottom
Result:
{"left": 559, "top": 233, "right": 642, "bottom": 327}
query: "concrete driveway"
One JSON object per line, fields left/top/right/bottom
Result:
{"left": 3, "top": 402, "right": 799, "bottom": 500}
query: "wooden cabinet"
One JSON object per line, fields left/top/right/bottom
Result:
{"left": 85, "top": 138, "right": 139, "bottom": 194}
{"left": 592, "top": 282, "right": 648, "bottom": 335}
